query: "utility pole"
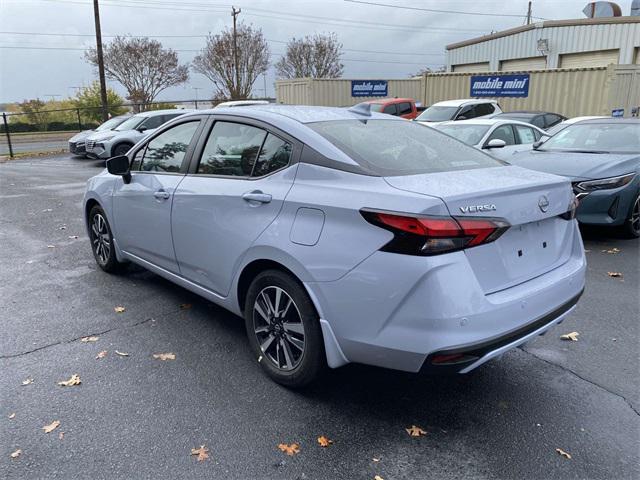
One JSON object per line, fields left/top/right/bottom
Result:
{"left": 263, "top": 72, "right": 267, "bottom": 99}
{"left": 93, "top": 0, "right": 109, "bottom": 121}
{"left": 231, "top": 6, "right": 241, "bottom": 100}
{"left": 193, "top": 87, "right": 201, "bottom": 109}
{"left": 526, "top": 1, "right": 532, "bottom": 25}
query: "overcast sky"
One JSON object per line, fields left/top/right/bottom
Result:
{"left": 0, "top": 0, "right": 635, "bottom": 103}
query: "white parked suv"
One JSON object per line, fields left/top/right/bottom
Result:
{"left": 85, "top": 109, "right": 193, "bottom": 159}
{"left": 416, "top": 99, "right": 502, "bottom": 125}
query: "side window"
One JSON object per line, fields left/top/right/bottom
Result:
{"left": 531, "top": 116, "right": 546, "bottom": 129}
{"left": 198, "top": 122, "right": 267, "bottom": 176}
{"left": 130, "top": 147, "right": 146, "bottom": 171}
{"left": 397, "top": 102, "right": 413, "bottom": 115}
{"left": 514, "top": 125, "right": 537, "bottom": 144}
{"left": 488, "top": 125, "right": 516, "bottom": 145}
{"left": 252, "top": 134, "right": 292, "bottom": 177}
{"left": 458, "top": 105, "right": 478, "bottom": 119}
{"left": 544, "top": 114, "right": 562, "bottom": 128}
{"left": 139, "top": 121, "right": 199, "bottom": 173}
{"left": 383, "top": 104, "right": 398, "bottom": 115}
{"left": 140, "top": 115, "right": 165, "bottom": 131}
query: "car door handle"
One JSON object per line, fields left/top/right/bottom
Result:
{"left": 242, "top": 191, "right": 272, "bottom": 204}
{"left": 153, "top": 190, "right": 171, "bottom": 200}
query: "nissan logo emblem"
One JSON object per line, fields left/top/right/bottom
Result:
{"left": 538, "top": 195, "right": 550, "bottom": 213}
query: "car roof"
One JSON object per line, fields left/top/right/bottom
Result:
{"left": 363, "top": 98, "right": 414, "bottom": 104}
{"left": 571, "top": 118, "right": 640, "bottom": 124}
{"left": 137, "top": 108, "right": 195, "bottom": 117}
{"left": 431, "top": 98, "right": 496, "bottom": 107}
{"left": 215, "top": 100, "right": 270, "bottom": 107}
{"left": 437, "top": 118, "right": 544, "bottom": 128}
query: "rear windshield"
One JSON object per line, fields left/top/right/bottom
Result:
{"left": 416, "top": 106, "right": 458, "bottom": 122}
{"left": 368, "top": 103, "right": 384, "bottom": 113}
{"left": 308, "top": 119, "right": 502, "bottom": 176}
{"left": 436, "top": 124, "right": 490, "bottom": 145}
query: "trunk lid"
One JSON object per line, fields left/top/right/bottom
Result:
{"left": 384, "top": 165, "right": 577, "bottom": 293}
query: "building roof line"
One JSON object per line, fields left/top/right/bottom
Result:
{"left": 446, "top": 16, "right": 640, "bottom": 51}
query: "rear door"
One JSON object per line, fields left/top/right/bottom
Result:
{"left": 112, "top": 117, "right": 204, "bottom": 272}
{"left": 171, "top": 117, "right": 300, "bottom": 296}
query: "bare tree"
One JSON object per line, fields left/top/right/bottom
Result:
{"left": 192, "top": 24, "right": 270, "bottom": 100}
{"left": 275, "top": 34, "right": 343, "bottom": 79}
{"left": 85, "top": 36, "right": 189, "bottom": 110}
{"left": 412, "top": 65, "right": 446, "bottom": 77}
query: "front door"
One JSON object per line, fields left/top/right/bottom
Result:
{"left": 112, "top": 119, "right": 202, "bottom": 273}
{"left": 172, "top": 119, "right": 297, "bottom": 296}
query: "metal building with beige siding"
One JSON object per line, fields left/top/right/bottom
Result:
{"left": 446, "top": 16, "right": 640, "bottom": 72}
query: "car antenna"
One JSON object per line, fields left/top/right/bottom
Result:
{"left": 348, "top": 103, "right": 372, "bottom": 117}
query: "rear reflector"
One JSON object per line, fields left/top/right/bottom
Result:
{"left": 361, "top": 210, "right": 509, "bottom": 256}
{"left": 431, "top": 353, "right": 478, "bottom": 365}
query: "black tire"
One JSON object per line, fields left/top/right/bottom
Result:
{"left": 621, "top": 194, "right": 640, "bottom": 238}
{"left": 87, "top": 205, "right": 127, "bottom": 273}
{"left": 112, "top": 142, "right": 133, "bottom": 157}
{"left": 244, "top": 270, "right": 325, "bottom": 388}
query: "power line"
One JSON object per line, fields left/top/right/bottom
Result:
{"left": 0, "top": 44, "right": 442, "bottom": 65}
{"left": 0, "top": 32, "right": 445, "bottom": 57}
{"left": 34, "top": 0, "right": 487, "bottom": 34}
{"left": 343, "top": 0, "right": 548, "bottom": 20}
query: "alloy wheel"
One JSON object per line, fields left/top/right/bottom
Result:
{"left": 91, "top": 213, "right": 111, "bottom": 266}
{"left": 253, "top": 286, "right": 305, "bottom": 371}
{"left": 631, "top": 195, "right": 640, "bottom": 235}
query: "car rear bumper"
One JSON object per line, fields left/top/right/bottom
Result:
{"left": 307, "top": 221, "right": 586, "bottom": 373}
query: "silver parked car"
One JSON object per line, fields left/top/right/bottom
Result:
{"left": 68, "top": 114, "right": 130, "bottom": 157}
{"left": 434, "top": 119, "right": 548, "bottom": 160}
{"left": 83, "top": 105, "right": 586, "bottom": 387}
{"left": 85, "top": 109, "right": 192, "bottom": 159}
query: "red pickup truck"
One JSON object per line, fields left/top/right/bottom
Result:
{"left": 359, "top": 98, "right": 422, "bottom": 120}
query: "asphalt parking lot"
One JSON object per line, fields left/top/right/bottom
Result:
{"left": 1, "top": 154, "right": 638, "bottom": 480}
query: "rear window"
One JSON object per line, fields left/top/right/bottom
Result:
{"left": 308, "top": 119, "right": 502, "bottom": 176}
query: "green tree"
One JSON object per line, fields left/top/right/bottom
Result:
{"left": 73, "top": 82, "right": 127, "bottom": 123}
{"left": 19, "top": 99, "right": 48, "bottom": 130}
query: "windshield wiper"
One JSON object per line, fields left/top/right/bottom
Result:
{"left": 541, "top": 149, "right": 610, "bottom": 154}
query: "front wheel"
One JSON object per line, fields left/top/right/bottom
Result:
{"left": 112, "top": 142, "right": 133, "bottom": 157}
{"left": 622, "top": 194, "right": 640, "bottom": 238}
{"left": 88, "top": 205, "right": 127, "bottom": 273}
{"left": 244, "top": 270, "right": 325, "bottom": 388}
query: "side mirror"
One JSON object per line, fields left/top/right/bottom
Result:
{"left": 106, "top": 155, "right": 131, "bottom": 183}
{"left": 137, "top": 126, "right": 147, "bottom": 133}
{"left": 456, "top": 115, "right": 467, "bottom": 121}
{"left": 485, "top": 138, "right": 506, "bottom": 149}
{"left": 532, "top": 140, "right": 544, "bottom": 149}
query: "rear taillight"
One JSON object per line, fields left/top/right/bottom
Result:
{"left": 361, "top": 210, "right": 509, "bottom": 256}
{"left": 559, "top": 195, "right": 579, "bottom": 220}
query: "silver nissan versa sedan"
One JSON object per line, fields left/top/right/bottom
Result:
{"left": 83, "top": 105, "right": 586, "bottom": 387}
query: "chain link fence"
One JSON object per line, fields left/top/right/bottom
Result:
{"left": 1, "top": 98, "right": 274, "bottom": 157}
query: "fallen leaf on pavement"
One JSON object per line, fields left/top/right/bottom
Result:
{"left": 10, "top": 449, "right": 21, "bottom": 459}
{"left": 153, "top": 352, "right": 176, "bottom": 361}
{"left": 115, "top": 350, "right": 129, "bottom": 357}
{"left": 556, "top": 448, "right": 572, "bottom": 459}
{"left": 68, "top": 235, "right": 79, "bottom": 239}
{"left": 405, "top": 425, "right": 427, "bottom": 437}
{"left": 57, "top": 374, "right": 81, "bottom": 387}
{"left": 43, "top": 420, "right": 60, "bottom": 433}
{"left": 9, "top": 413, "right": 15, "bottom": 419}
{"left": 603, "top": 247, "right": 620, "bottom": 254}
{"left": 374, "top": 475, "right": 384, "bottom": 480}
{"left": 114, "top": 306, "right": 126, "bottom": 313}
{"left": 278, "top": 443, "right": 300, "bottom": 455}
{"left": 372, "top": 457, "right": 381, "bottom": 462}
{"left": 47, "top": 245, "right": 55, "bottom": 249}
{"left": 96, "top": 350, "right": 108, "bottom": 359}
{"left": 58, "top": 225, "right": 67, "bottom": 230}
{"left": 42, "top": 208, "right": 52, "bottom": 212}
{"left": 560, "top": 331, "right": 579, "bottom": 341}
{"left": 179, "top": 303, "right": 192, "bottom": 310}
{"left": 80, "top": 336, "right": 99, "bottom": 343}
{"left": 607, "top": 272, "right": 623, "bottom": 278}
{"left": 21, "top": 378, "right": 33, "bottom": 386}
{"left": 59, "top": 431, "right": 64, "bottom": 440}
{"left": 317, "top": 436, "right": 333, "bottom": 447}
{"left": 190, "top": 445, "right": 209, "bottom": 462}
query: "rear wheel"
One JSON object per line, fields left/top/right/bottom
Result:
{"left": 622, "top": 194, "right": 640, "bottom": 238}
{"left": 244, "top": 270, "right": 325, "bottom": 388}
{"left": 88, "top": 205, "right": 127, "bottom": 273}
